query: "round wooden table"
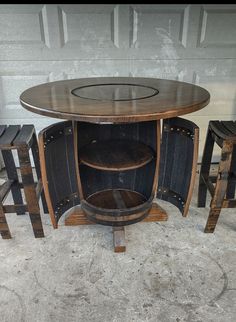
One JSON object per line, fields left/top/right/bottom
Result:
{"left": 20, "top": 77, "right": 210, "bottom": 252}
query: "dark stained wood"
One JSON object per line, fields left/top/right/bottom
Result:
{"left": 202, "top": 177, "right": 215, "bottom": 197}
{"left": 222, "top": 199, "right": 236, "bottom": 208}
{"left": 73, "top": 120, "right": 160, "bottom": 227}
{"left": 145, "top": 202, "right": 168, "bottom": 221}
{"left": 64, "top": 206, "right": 93, "bottom": 225}
{"left": 13, "top": 125, "right": 48, "bottom": 213}
{"left": 210, "top": 121, "right": 236, "bottom": 141}
{"left": 204, "top": 209, "right": 222, "bottom": 233}
{"left": 157, "top": 117, "right": 199, "bottom": 216}
{"left": 76, "top": 120, "right": 158, "bottom": 200}
{"left": 221, "top": 121, "right": 236, "bottom": 135}
{"left": 38, "top": 121, "right": 80, "bottom": 228}
{"left": 197, "top": 126, "right": 215, "bottom": 207}
{"left": 17, "top": 146, "right": 44, "bottom": 238}
{"left": 0, "top": 203, "right": 11, "bottom": 239}
{"left": 38, "top": 131, "right": 56, "bottom": 228}
{"left": 0, "top": 125, "right": 21, "bottom": 149}
{"left": 13, "top": 125, "right": 35, "bottom": 147}
{"left": 222, "top": 122, "right": 236, "bottom": 199}
{"left": 3, "top": 204, "right": 27, "bottom": 214}
{"left": 82, "top": 189, "right": 152, "bottom": 226}
{"left": 1, "top": 150, "right": 25, "bottom": 215}
{"left": 0, "top": 125, "right": 7, "bottom": 137}
{"left": 198, "top": 120, "right": 236, "bottom": 233}
{"left": 83, "top": 208, "right": 149, "bottom": 226}
{"left": 113, "top": 226, "right": 126, "bottom": 253}
{"left": 152, "top": 120, "right": 161, "bottom": 197}
{"left": 0, "top": 181, "right": 26, "bottom": 239}
{"left": 43, "top": 120, "right": 167, "bottom": 231}
{"left": 86, "top": 189, "right": 147, "bottom": 209}
{"left": 205, "top": 140, "right": 233, "bottom": 232}
{"left": 20, "top": 77, "right": 210, "bottom": 123}
{"left": 184, "top": 126, "right": 199, "bottom": 216}
{"left": 35, "top": 179, "right": 43, "bottom": 200}
{"left": 64, "top": 202, "right": 168, "bottom": 226}
{"left": 0, "top": 124, "right": 48, "bottom": 238}
{"left": 0, "top": 180, "right": 14, "bottom": 202}
{"left": 72, "top": 83, "right": 159, "bottom": 101}
{"left": 79, "top": 139, "right": 154, "bottom": 171}
{"left": 72, "top": 121, "right": 84, "bottom": 200}
{"left": 80, "top": 162, "right": 157, "bottom": 202}
{"left": 226, "top": 145, "right": 236, "bottom": 199}
{"left": 20, "top": 78, "right": 211, "bottom": 251}
{"left": 0, "top": 126, "right": 25, "bottom": 215}
{"left": 31, "top": 132, "right": 48, "bottom": 213}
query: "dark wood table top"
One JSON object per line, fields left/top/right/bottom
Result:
{"left": 20, "top": 77, "right": 210, "bottom": 123}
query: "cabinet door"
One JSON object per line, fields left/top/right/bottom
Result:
{"left": 39, "top": 121, "right": 80, "bottom": 228}
{"left": 157, "top": 117, "right": 199, "bottom": 216}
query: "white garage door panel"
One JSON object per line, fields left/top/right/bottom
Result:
{"left": 0, "top": 4, "right": 235, "bottom": 163}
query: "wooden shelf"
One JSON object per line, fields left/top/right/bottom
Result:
{"left": 86, "top": 189, "right": 147, "bottom": 209}
{"left": 79, "top": 139, "right": 154, "bottom": 171}
{"left": 82, "top": 189, "right": 152, "bottom": 226}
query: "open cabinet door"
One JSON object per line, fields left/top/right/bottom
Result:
{"left": 157, "top": 117, "right": 199, "bottom": 216}
{"left": 38, "top": 121, "right": 80, "bottom": 228}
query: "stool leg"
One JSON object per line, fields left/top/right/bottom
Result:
{"left": 0, "top": 203, "right": 11, "bottom": 239}
{"left": 2, "top": 150, "right": 25, "bottom": 215}
{"left": 17, "top": 146, "right": 44, "bottom": 238}
{"left": 205, "top": 140, "right": 233, "bottom": 233}
{"left": 226, "top": 145, "right": 236, "bottom": 199}
{"left": 197, "top": 126, "right": 215, "bottom": 207}
{"left": 31, "top": 133, "right": 48, "bottom": 213}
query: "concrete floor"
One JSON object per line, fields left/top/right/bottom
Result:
{"left": 0, "top": 169, "right": 236, "bottom": 322}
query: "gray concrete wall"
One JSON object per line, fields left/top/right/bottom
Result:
{"left": 0, "top": 4, "right": 236, "bottom": 160}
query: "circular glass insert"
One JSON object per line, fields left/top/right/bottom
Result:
{"left": 71, "top": 84, "right": 159, "bottom": 101}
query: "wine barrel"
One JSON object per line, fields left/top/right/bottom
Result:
{"left": 74, "top": 120, "right": 160, "bottom": 226}
{"left": 39, "top": 117, "right": 198, "bottom": 227}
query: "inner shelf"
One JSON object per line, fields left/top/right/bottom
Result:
{"left": 85, "top": 189, "right": 148, "bottom": 210}
{"left": 79, "top": 139, "right": 155, "bottom": 171}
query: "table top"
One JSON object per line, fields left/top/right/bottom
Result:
{"left": 20, "top": 77, "right": 210, "bottom": 123}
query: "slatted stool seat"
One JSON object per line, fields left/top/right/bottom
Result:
{"left": 0, "top": 125, "right": 47, "bottom": 239}
{"left": 198, "top": 120, "right": 236, "bottom": 232}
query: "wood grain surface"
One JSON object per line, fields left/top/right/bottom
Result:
{"left": 79, "top": 139, "right": 154, "bottom": 171}
{"left": 20, "top": 77, "right": 210, "bottom": 123}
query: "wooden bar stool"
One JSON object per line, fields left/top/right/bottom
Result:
{"left": 198, "top": 120, "right": 236, "bottom": 232}
{"left": 0, "top": 125, "right": 47, "bottom": 239}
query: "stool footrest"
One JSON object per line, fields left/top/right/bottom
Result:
{"left": 222, "top": 199, "right": 236, "bottom": 208}
{"left": 3, "top": 204, "right": 28, "bottom": 213}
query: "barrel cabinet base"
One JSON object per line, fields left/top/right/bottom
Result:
{"left": 64, "top": 202, "right": 168, "bottom": 252}
{"left": 39, "top": 118, "right": 198, "bottom": 253}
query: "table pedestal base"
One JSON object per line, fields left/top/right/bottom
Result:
{"left": 64, "top": 202, "right": 167, "bottom": 252}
